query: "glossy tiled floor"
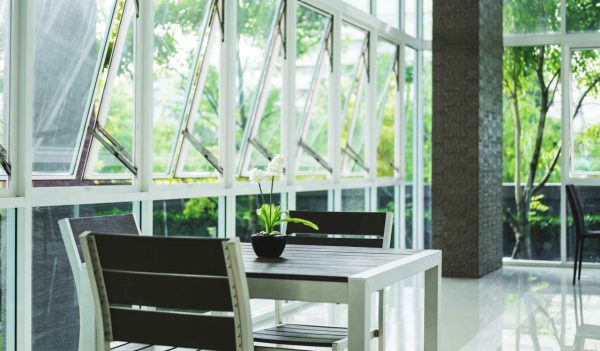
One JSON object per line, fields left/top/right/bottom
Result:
{"left": 256, "top": 266, "right": 600, "bottom": 350}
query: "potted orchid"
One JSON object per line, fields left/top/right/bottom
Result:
{"left": 249, "top": 155, "right": 318, "bottom": 258}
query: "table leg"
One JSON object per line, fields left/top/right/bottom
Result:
{"left": 378, "top": 289, "right": 385, "bottom": 350}
{"left": 348, "top": 278, "right": 371, "bottom": 351}
{"left": 424, "top": 264, "right": 440, "bottom": 351}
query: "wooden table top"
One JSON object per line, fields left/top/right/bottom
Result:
{"left": 242, "top": 243, "right": 423, "bottom": 282}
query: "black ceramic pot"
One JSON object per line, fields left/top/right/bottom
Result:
{"left": 250, "top": 234, "right": 286, "bottom": 258}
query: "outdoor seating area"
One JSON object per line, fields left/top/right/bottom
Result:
{"left": 1, "top": 0, "right": 600, "bottom": 350}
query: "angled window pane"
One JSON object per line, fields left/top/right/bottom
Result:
{"left": 376, "top": 39, "right": 398, "bottom": 177}
{"left": 566, "top": 0, "right": 600, "bottom": 33}
{"left": 153, "top": 0, "right": 211, "bottom": 176}
{"left": 237, "top": 0, "right": 282, "bottom": 178}
{"left": 296, "top": 4, "right": 332, "bottom": 178}
{"left": 153, "top": 197, "right": 219, "bottom": 237}
{"left": 503, "top": 0, "right": 560, "bottom": 35}
{"left": 33, "top": 0, "right": 117, "bottom": 175}
{"left": 341, "top": 23, "right": 369, "bottom": 177}
{"left": 86, "top": 1, "right": 136, "bottom": 179}
{"left": 404, "top": 46, "right": 416, "bottom": 182}
{"left": 342, "top": 0, "right": 370, "bottom": 13}
{"left": 570, "top": 48, "right": 600, "bottom": 175}
{"left": 179, "top": 2, "right": 222, "bottom": 179}
{"left": 376, "top": 0, "right": 399, "bottom": 28}
{"left": 404, "top": 0, "right": 417, "bottom": 37}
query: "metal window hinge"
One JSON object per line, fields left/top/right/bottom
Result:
{"left": 249, "top": 137, "right": 275, "bottom": 162}
{"left": 299, "top": 140, "right": 333, "bottom": 173}
{"left": 134, "top": 0, "right": 140, "bottom": 18}
{"left": 377, "top": 148, "right": 400, "bottom": 174}
{"left": 91, "top": 126, "right": 138, "bottom": 175}
{"left": 343, "top": 145, "right": 369, "bottom": 172}
{"left": 183, "top": 129, "right": 224, "bottom": 174}
{"left": 0, "top": 144, "right": 11, "bottom": 176}
{"left": 214, "top": 0, "right": 225, "bottom": 43}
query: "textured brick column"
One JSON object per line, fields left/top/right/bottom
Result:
{"left": 431, "top": 0, "right": 503, "bottom": 277}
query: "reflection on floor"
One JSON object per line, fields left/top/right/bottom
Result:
{"left": 253, "top": 266, "right": 600, "bottom": 350}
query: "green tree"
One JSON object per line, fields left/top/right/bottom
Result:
{"left": 503, "top": 0, "right": 600, "bottom": 258}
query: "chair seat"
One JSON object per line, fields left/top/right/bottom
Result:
{"left": 254, "top": 323, "right": 348, "bottom": 347}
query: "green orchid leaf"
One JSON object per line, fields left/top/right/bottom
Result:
{"left": 281, "top": 217, "right": 319, "bottom": 231}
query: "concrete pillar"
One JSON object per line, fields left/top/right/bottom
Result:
{"left": 431, "top": 0, "right": 503, "bottom": 277}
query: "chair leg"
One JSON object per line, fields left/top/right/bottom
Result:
{"left": 573, "top": 237, "right": 580, "bottom": 285}
{"left": 578, "top": 238, "right": 584, "bottom": 281}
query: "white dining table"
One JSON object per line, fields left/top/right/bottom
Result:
{"left": 242, "top": 243, "right": 442, "bottom": 351}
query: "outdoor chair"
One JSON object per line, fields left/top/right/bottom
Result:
{"left": 80, "top": 232, "right": 304, "bottom": 350}
{"left": 58, "top": 214, "right": 141, "bottom": 351}
{"left": 254, "top": 211, "right": 393, "bottom": 351}
{"left": 566, "top": 185, "right": 600, "bottom": 285}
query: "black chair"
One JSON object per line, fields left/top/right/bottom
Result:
{"left": 80, "top": 232, "right": 292, "bottom": 351}
{"left": 58, "top": 214, "right": 142, "bottom": 351}
{"left": 254, "top": 211, "right": 393, "bottom": 351}
{"left": 566, "top": 185, "right": 600, "bottom": 285}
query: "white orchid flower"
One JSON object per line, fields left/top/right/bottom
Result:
{"left": 248, "top": 168, "right": 266, "bottom": 183}
{"left": 267, "top": 154, "right": 285, "bottom": 175}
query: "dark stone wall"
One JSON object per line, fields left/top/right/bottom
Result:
{"left": 431, "top": 0, "right": 503, "bottom": 277}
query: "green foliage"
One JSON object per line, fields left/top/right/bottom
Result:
{"left": 566, "top": 0, "right": 600, "bottom": 32}
{"left": 256, "top": 203, "right": 318, "bottom": 235}
{"left": 503, "top": 45, "right": 562, "bottom": 184}
{"left": 503, "top": 0, "right": 560, "bottom": 34}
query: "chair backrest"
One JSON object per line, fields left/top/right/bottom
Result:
{"left": 566, "top": 184, "right": 586, "bottom": 237}
{"left": 285, "top": 210, "right": 393, "bottom": 248}
{"left": 59, "top": 214, "right": 141, "bottom": 266}
{"left": 80, "top": 233, "right": 253, "bottom": 351}
{"left": 58, "top": 214, "right": 141, "bottom": 351}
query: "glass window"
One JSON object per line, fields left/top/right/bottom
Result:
{"left": 341, "top": 188, "right": 367, "bottom": 212}
{"left": 567, "top": 186, "right": 600, "bottom": 263}
{"left": 153, "top": 197, "right": 219, "bottom": 237}
{"left": 296, "top": 4, "right": 332, "bottom": 178}
{"left": 86, "top": 4, "right": 136, "bottom": 179}
{"left": 404, "top": 0, "right": 417, "bottom": 37}
{"left": 376, "top": 39, "right": 398, "bottom": 177}
{"left": 342, "top": 0, "right": 370, "bottom": 13}
{"left": 153, "top": 0, "right": 222, "bottom": 180}
{"left": 237, "top": 0, "right": 284, "bottom": 178}
{"left": 566, "top": 0, "right": 600, "bottom": 33}
{"left": 236, "top": 193, "right": 282, "bottom": 242}
{"left": 404, "top": 183, "right": 413, "bottom": 248}
{"left": 376, "top": 0, "right": 399, "bottom": 28}
{"left": 341, "top": 23, "right": 369, "bottom": 177}
{"left": 503, "top": 45, "right": 562, "bottom": 260}
{"left": 32, "top": 202, "right": 133, "bottom": 350}
{"left": 423, "top": 0, "right": 432, "bottom": 40}
{"left": 423, "top": 50, "right": 432, "bottom": 248}
{"left": 377, "top": 186, "right": 395, "bottom": 246}
{"left": 503, "top": 0, "right": 560, "bottom": 35}
{"left": 405, "top": 46, "right": 416, "bottom": 182}
{"left": 570, "top": 48, "right": 600, "bottom": 175}
{"left": 296, "top": 190, "right": 329, "bottom": 211}
{"left": 33, "top": 0, "right": 117, "bottom": 175}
